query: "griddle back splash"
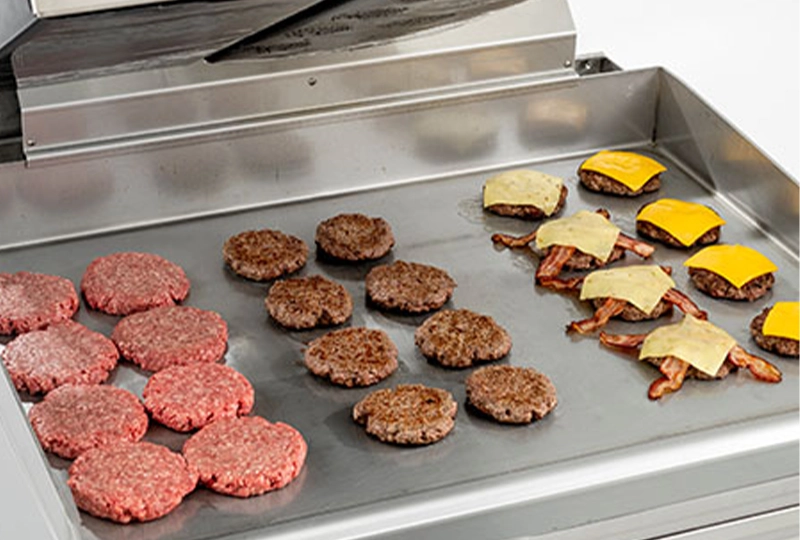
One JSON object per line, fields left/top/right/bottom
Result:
{"left": 209, "top": 0, "right": 528, "bottom": 61}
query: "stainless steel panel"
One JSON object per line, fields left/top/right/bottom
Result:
{"left": 32, "top": 0, "right": 178, "bottom": 17}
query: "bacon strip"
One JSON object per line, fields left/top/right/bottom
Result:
{"left": 535, "top": 245, "right": 576, "bottom": 284}
{"left": 615, "top": 232, "right": 655, "bottom": 258}
{"left": 663, "top": 289, "right": 707, "bottom": 320}
{"left": 538, "top": 275, "right": 585, "bottom": 292}
{"left": 648, "top": 357, "right": 690, "bottom": 400}
{"left": 598, "top": 332, "right": 647, "bottom": 350}
{"left": 491, "top": 230, "right": 537, "bottom": 249}
{"left": 728, "top": 345, "right": 782, "bottom": 383}
{"left": 568, "top": 298, "right": 627, "bottom": 334}
{"left": 595, "top": 208, "right": 611, "bottom": 219}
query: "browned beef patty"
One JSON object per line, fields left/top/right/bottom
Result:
{"left": 750, "top": 307, "right": 799, "bottom": 358}
{"left": 266, "top": 275, "right": 352, "bottom": 330}
{"left": 579, "top": 170, "right": 661, "bottom": 196}
{"left": 590, "top": 297, "right": 672, "bottom": 321}
{"left": 645, "top": 356, "right": 733, "bottom": 380}
{"left": 636, "top": 221, "right": 721, "bottom": 248}
{"left": 414, "top": 309, "right": 511, "bottom": 368}
{"left": 688, "top": 268, "right": 774, "bottom": 301}
{"left": 365, "top": 261, "right": 456, "bottom": 313}
{"left": 315, "top": 213, "right": 395, "bottom": 261}
{"left": 352, "top": 384, "right": 457, "bottom": 445}
{"left": 223, "top": 229, "right": 308, "bottom": 281}
{"left": 543, "top": 245, "right": 625, "bottom": 271}
{"left": 304, "top": 327, "right": 398, "bottom": 387}
{"left": 485, "top": 185, "right": 569, "bottom": 220}
{"left": 465, "top": 365, "right": 557, "bottom": 424}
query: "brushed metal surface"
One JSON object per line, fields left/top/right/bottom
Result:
{"left": 0, "top": 143, "right": 797, "bottom": 540}
{"left": 32, "top": 0, "right": 178, "bottom": 17}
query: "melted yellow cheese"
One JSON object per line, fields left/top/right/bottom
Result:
{"left": 483, "top": 170, "right": 564, "bottom": 216}
{"left": 763, "top": 302, "right": 800, "bottom": 341}
{"left": 535, "top": 210, "right": 621, "bottom": 261}
{"left": 637, "top": 199, "right": 726, "bottom": 246}
{"left": 640, "top": 315, "right": 736, "bottom": 376}
{"left": 580, "top": 265, "right": 675, "bottom": 314}
{"left": 683, "top": 244, "right": 778, "bottom": 289}
{"left": 580, "top": 150, "right": 667, "bottom": 192}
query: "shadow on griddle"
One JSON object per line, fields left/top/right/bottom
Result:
{"left": 364, "top": 299, "right": 455, "bottom": 329}
{"left": 314, "top": 248, "right": 395, "bottom": 282}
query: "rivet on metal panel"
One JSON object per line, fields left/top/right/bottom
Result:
{"left": 564, "top": 60, "right": 572, "bottom": 67}
{"left": 26, "top": 138, "right": 36, "bottom": 147}
{"left": 307, "top": 77, "right": 318, "bottom": 87}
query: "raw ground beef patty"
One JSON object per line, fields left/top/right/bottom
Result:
{"left": 2, "top": 320, "right": 119, "bottom": 395}
{"left": 365, "top": 261, "right": 456, "bottom": 313}
{"left": 143, "top": 363, "right": 255, "bottom": 432}
{"left": 315, "top": 213, "right": 395, "bottom": 261}
{"left": 352, "top": 384, "right": 457, "bottom": 445}
{"left": 29, "top": 384, "right": 148, "bottom": 459}
{"left": 112, "top": 306, "right": 228, "bottom": 372}
{"left": 265, "top": 275, "right": 353, "bottom": 330}
{"left": 223, "top": 229, "right": 308, "bottom": 281}
{"left": 68, "top": 441, "right": 197, "bottom": 524}
{"left": 414, "top": 309, "right": 511, "bottom": 368}
{"left": 0, "top": 271, "right": 79, "bottom": 334}
{"left": 81, "top": 252, "right": 190, "bottom": 315}
{"left": 304, "top": 327, "right": 398, "bottom": 387}
{"left": 465, "top": 365, "right": 557, "bottom": 424}
{"left": 182, "top": 416, "right": 307, "bottom": 497}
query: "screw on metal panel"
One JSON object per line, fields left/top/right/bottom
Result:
{"left": 26, "top": 138, "right": 36, "bottom": 147}
{"left": 563, "top": 60, "right": 572, "bottom": 68}
{"left": 307, "top": 77, "right": 317, "bottom": 86}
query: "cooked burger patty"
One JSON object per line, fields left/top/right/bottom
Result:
{"left": 636, "top": 220, "right": 721, "bottom": 248}
{"left": 750, "top": 307, "right": 799, "bottom": 358}
{"left": 223, "top": 229, "right": 308, "bottom": 281}
{"left": 265, "top": 275, "right": 353, "bottom": 330}
{"left": 315, "top": 213, "right": 395, "bottom": 261}
{"left": 414, "top": 309, "right": 511, "bottom": 368}
{"left": 304, "top": 327, "right": 398, "bottom": 387}
{"left": 485, "top": 185, "right": 569, "bottom": 220}
{"left": 591, "top": 297, "right": 672, "bottom": 321}
{"left": 543, "top": 245, "right": 625, "bottom": 271}
{"left": 579, "top": 170, "right": 661, "bottom": 196}
{"left": 688, "top": 268, "right": 774, "bottom": 301}
{"left": 465, "top": 365, "right": 557, "bottom": 424}
{"left": 365, "top": 261, "right": 456, "bottom": 313}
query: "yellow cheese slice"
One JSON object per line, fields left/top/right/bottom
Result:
{"left": 580, "top": 265, "right": 675, "bottom": 314}
{"left": 763, "top": 301, "right": 800, "bottom": 341}
{"left": 683, "top": 245, "right": 778, "bottom": 289}
{"left": 483, "top": 170, "right": 564, "bottom": 216}
{"left": 580, "top": 150, "right": 667, "bottom": 192}
{"left": 640, "top": 315, "right": 736, "bottom": 376}
{"left": 535, "top": 210, "right": 621, "bottom": 262}
{"left": 636, "top": 199, "right": 726, "bottom": 246}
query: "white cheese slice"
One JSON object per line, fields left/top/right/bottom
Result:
{"left": 483, "top": 170, "right": 564, "bottom": 216}
{"left": 535, "top": 210, "right": 620, "bottom": 261}
{"left": 640, "top": 315, "right": 736, "bottom": 376}
{"left": 580, "top": 265, "right": 675, "bottom": 314}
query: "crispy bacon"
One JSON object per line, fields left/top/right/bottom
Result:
{"left": 598, "top": 332, "right": 647, "bottom": 350}
{"left": 535, "top": 245, "right": 576, "bottom": 284}
{"left": 568, "top": 298, "right": 627, "bottom": 334}
{"left": 491, "top": 230, "right": 537, "bottom": 249}
{"left": 648, "top": 357, "right": 690, "bottom": 400}
{"left": 728, "top": 345, "right": 782, "bottom": 383}
{"left": 663, "top": 288, "right": 707, "bottom": 320}
{"left": 595, "top": 208, "right": 611, "bottom": 219}
{"left": 615, "top": 232, "right": 655, "bottom": 259}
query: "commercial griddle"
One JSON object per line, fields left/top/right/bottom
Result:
{"left": 0, "top": 1, "right": 797, "bottom": 539}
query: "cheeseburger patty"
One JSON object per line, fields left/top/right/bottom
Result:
{"left": 579, "top": 170, "right": 661, "bottom": 197}
{"left": 688, "top": 268, "right": 774, "bottom": 302}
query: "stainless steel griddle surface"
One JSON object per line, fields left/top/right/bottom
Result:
{"left": 2, "top": 148, "right": 798, "bottom": 540}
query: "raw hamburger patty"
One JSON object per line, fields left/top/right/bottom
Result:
{"left": 636, "top": 220, "right": 721, "bottom": 248}
{"left": 143, "top": 363, "right": 255, "bottom": 432}
{"left": 223, "top": 229, "right": 308, "bottom": 281}
{"left": 414, "top": 309, "right": 511, "bottom": 368}
{"left": 578, "top": 170, "right": 661, "bottom": 196}
{"left": 183, "top": 416, "right": 307, "bottom": 497}
{"left": 81, "top": 252, "right": 190, "bottom": 315}
{"left": 315, "top": 213, "right": 395, "bottom": 261}
{"left": 304, "top": 327, "right": 398, "bottom": 387}
{"left": 352, "top": 384, "right": 457, "bottom": 445}
{"left": 2, "top": 321, "right": 119, "bottom": 395}
{"left": 688, "top": 268, "right": 774, "bottom": 301}
{"left": 112, "top": 306, "right": 228, "bottom": 372}
{"left": 750, "top": 307, "right": 799, "bottom": 358}
{"left": 365, "top": 261, "right": 456, "bottom": 313}
{"left": 485, "top": 185, "right": 569, "bottom": 220}
{"left": 29, "top": 384, "right": 148, "bottom": 459}
{"left": 0, "top": 272, "right": 79, "bottom": 334}
{"left": 590, "top": 297, "right": 672, "bottom": 322}
{"left": 465, "top": 365, "right": 557, "bottom": 424}
{"left": 266, "top": 275, "right": 353, "bottom": 330}
{"left": 68, "top": 441, "right": 197, "bottom": 523}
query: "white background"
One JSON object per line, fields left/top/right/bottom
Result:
{"left": 569, "top": 0, "right": 799, "bottom": 180}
